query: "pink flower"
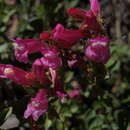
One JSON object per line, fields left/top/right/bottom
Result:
{"left": 32, "top": 59, "right": 48, "bottom": 84}
{"left": 67, "top": 0, "right": 102, "bottom": 32}
{"left": 54, "top": 79, "right": 67, "bottom": 102}
{"left": 90, "top": 0, "right": 100, "bottom": 16}
{"left": 41, "top": 46, "right": 62, "bottom": 69}
{"left": 51, "top": 24, "right": 88, "bottom": 48}
{"left": 67, "top": 8, "right": 87, "bottom": 20}
{"left": 67, "top": 59, "right": 78, "bottom": 68}
{"left": 40, "top": 32, "right": 50, "bottom": 41}
{"left": 33, "top": 46, "right": 62, "bottom": 84}
{"left": 67, "top": 53, "right": 84, "bottom": 68}
{"left": 85, "top": 37, "right": 110, "bottom": 63}
{"left": 12, "top": 38, "right": 45, "bottom": 63}
{"left": 0, "top": 64, "right": 36, "bottom": 86}
{"left": 24, "top": 89, "right": 48, "bottom": 121}
{"left": 67, "top": 0, "right": 100, "bottom": 18}
{"left": 80, "top": 12, "right": 102, "bottom": 32}
{"left": 68, "top": 89, "right": 80, "bottom": 98}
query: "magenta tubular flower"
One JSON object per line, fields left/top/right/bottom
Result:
{"left": 67, "top": 53, "right": 84, "bottom": 68}
{"left": 67, "top": 8, "right": 87, "bottom": 20}
{"left": 24, "top": 89, "right": 48, "bottom": 121}
{"left": 33, "top": 47, "right": 62, "bottom": 71}
{"left": 67, "top": 59, "right": 78, "bottom": 68}
{"left": 54, "top": 79, "right": 67, "bottom": 102}
{"left": 40, "top": 32, "right": 50, "bottom": 41}
{"left": 41, "top": 46, "right": 62, "bottom": 69}
{"left": 51, "top": 24, "right": 88, "bottom": 48}
{"left": 41, "top": 47, "right": 62, "bottom": 84}
{"left": 12, "top": 38, "right": 45, "bottom": 63}
{"left": 67, "top": 0, "right": 102, "bottom": 32}
{"left": 0, "top": 64, "right": 36, "bottom": 86}
{"left": 32, "top": 59, "right": 48, "bottom": 84}
{"left": 68, "top": 89, "right": 80, "bottom": 98}
{"left": 90, "top": 0, "right": 100, "bottom": 16}
{"left": 85, "top": 37, "right": 110, "bottom": 63}
{"left": 33, "top": 47, "right": 62, "bottom": 84}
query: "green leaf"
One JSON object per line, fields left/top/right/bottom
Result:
{"left": 0, "top": 44, "right": 8, "bottom": 53}
{"left": 26, "top": 25, "right": 34, "bottom": 31}
{"left": 56, "top": 120, "right": 64, "bottom": 130}
{"left": 111, "top": 123, "right": 119, "bottom": 130}
{"left": 70, "top": 104, "right": 79, "bottom": 113}
{"left": 4, "top": 107, "right": 13, "bottom": 120}
{"left": 88, "top": 116, "right": 104, "bottom": 129}
{"left": 3, "top": 9, "right": 16, "bottom": 23}
{"left": 65, "top": 0, "right": 79, "bottom": 8}
{"left": 64, "top": 71, "right": 73, "bottom": 83}
{"left": 105, "top": 56, "right": 117, "bottom": 69}
{"left": 44, "top": 119, "right": 52, "bottom": 129}
{"left": 127, "top": 122, "right": 130, "bottom": 130}
{"left": 0, "top": 107, "right": 13, "bottom": 126}
{"left": 35, "top": 5, "right": 46, "bottom": 18}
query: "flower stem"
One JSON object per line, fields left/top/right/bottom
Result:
{"left": 30, "top": 118, "right": 39, "bottom": 130}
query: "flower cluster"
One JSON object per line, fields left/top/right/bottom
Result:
{"left": 0, "top": 0, "right": 110, "bottom": 121}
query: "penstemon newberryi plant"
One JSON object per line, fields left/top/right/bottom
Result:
{"left": 0, "top": 0, "right": 111, "bottom": 129}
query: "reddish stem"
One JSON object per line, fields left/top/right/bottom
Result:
{"left": 31, "top": 118, "right": 39, "bottom": 130}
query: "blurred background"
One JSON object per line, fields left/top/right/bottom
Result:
{"left": 0, "top": 0, "right": 130, "bottom": 129}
